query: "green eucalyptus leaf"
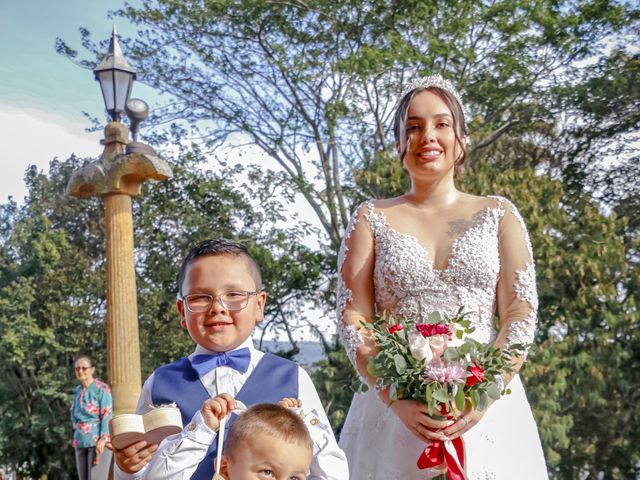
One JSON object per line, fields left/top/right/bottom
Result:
{"left": 455, "top": 383, "right": 466, "bottom": 412}
{"left": 432, "top": 388, "right": 450, "bottom": 403}
{"left": 394, "top": 354, "right": 407, "bottom": 374}
{"left": 487, "top": 382, "right": 501, "bottom": 400}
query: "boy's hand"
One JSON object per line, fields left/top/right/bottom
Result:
{"left": 201, "top": 393, "right": 236, "bottom": 432}
{"left": 107, "top": 440, "right": 158, "bottom": 474}
{"left": 278, "top": 397, "right": 302, "bottom": 409}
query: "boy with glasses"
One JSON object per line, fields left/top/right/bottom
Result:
{"left": 111, "top": 239, "right": 348, "bottom": 479}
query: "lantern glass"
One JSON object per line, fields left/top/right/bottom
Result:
{"left": 98, "top": 70, "right": 115, "bottom": 112}
{"left": 97, "top": 69, "right": 134, "bottom": 121}
{"left": 114, "top": 70, "right": 134, "bottom": 113}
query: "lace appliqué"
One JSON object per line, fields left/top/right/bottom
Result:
{"left": 337, "top": 203, "right": 367, "bottom": 368}
{"left": 364, "top": 200, "right": 504, "bottom": 346}
{"left": 338, "top": 197, "right": 547, "bottom": 478}
{"left": 514, "top": 262, "right": 538, "bottom": 309}
{"left": 338, "top": 323, "right": 364, "bottom": 368}
{"left": 507, "top": 262, "right": 538, "bottom": 350}
{"left": 336, "top": 204, "right": 360, "bottom": 321}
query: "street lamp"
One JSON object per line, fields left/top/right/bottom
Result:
{"left": 67, "top": 25, "right": 172, "bottom": 416}
{"left": 94, "top": 25, "right": 136, "bottom": 122}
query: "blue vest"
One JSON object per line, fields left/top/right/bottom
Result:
{"left": 152, "top": 352, "right": 298, "bottom": 480}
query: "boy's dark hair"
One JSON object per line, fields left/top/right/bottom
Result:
{"left": 224, "top": 403, "right": 313, "bottom": 456}
{"left": 177, "top": 239, "right": 263, "bottom": 296}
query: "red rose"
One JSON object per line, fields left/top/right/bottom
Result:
{"left": 388, "top": 324, "right": 404, "bottom": 334}
{"left": 416, "top": 323, "right": 451, "bottom": 337}
{"left": 465, "top": 364, "right": 486, "bottom": 388}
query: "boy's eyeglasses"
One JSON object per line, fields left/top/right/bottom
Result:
{"left": 75, "top": 366, "right": 93, "bottom": 372}
{"left": 181, "top": 291, "right": 259, "bottom": 312}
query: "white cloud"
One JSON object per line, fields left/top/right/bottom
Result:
{"left": 0, "top": 105, "right": 102, "bottom": 203}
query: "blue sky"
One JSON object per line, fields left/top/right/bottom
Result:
{"left": 0, "top": 0, "right": 155, "bottom": 202}
{"left": 0, "top": 1, "right": 328, "bottom": 341}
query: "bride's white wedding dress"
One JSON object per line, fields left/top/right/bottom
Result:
{"left": 337, "top": 197, "right": 548, "bottom": 479}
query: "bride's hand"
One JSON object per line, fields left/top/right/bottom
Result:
{"left": 389, "top": 399, "right": 452, "bottom": 443}
{"left": 442, "top": 406, "right": 485, "bottom": 440}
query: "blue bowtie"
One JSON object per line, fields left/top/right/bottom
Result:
{"left": 190, "top": 348, "right": 251, "bottom": 376}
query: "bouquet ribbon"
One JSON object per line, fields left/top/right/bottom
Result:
{"left": 417, "top": 436, "right": 466, "bottom": 480}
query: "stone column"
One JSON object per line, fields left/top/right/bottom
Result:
{"left": 68, "top": 122, "right": 172, "bottom": 414}
{"left": 104, "top": 193, "right": 140, "bottom": 413}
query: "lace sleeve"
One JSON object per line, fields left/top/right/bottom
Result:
{"left": 494, "top": 197, "right": 538, "bottom": 356}
{"left": 337, "top": 202, "right": 376, "bottom": 372}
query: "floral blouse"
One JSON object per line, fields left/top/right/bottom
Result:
{"left": 70, "top": 379, "right": 112, "bottom": 449}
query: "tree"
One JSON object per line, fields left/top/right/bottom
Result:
{"left": 130, "top": 128, "right": 330, "bottom": 374}
{"left": 0, "top": 130, "right": 327, "bottom": 474}
{"left": 54, "top": 1, "right": 640, "bottom": 476}
{"left": 315, "top": 156, "right": 640, "bottom": 477}
{"left": 0, "top": 159, "right": 105, "bottom": 478}
{"left": 58, "top": 0, "right": 639, "bottom": 245}
{"left": 459, "top": 161, "right": 639, "bottom": 478}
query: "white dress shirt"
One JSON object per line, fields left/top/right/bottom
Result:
{"left": 114, "top": 337, "right": 349, "bottom": 479}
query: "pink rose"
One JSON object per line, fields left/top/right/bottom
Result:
{"left": 428, "top": 334, "right": 450, "bottom": 358}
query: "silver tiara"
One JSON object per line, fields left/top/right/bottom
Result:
{"left": 400, "top": 74, "right": 469, "bottom": 126}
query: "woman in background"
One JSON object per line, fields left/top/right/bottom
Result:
{"left": 71, "top": 354, "right": 112, "bottom": 479}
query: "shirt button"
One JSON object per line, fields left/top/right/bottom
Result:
{"left": 188, "top": 422, "right": 196, "bottom": 431}
{"left": 310, "top": 418, "right": 319, "bottom": 426}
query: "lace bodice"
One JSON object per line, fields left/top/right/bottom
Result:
{"left": 337, "top": 196, "right": 537, "bottom": 370}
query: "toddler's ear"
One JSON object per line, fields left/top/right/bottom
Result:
{"left": 215, "top": 455, "right": 230, "bottom": 479}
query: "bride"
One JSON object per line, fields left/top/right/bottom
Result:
{"left": 337, "top": 75, "right": 549, "bottom": 479}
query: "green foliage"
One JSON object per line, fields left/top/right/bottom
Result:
{"left": 58, "top": 0, "right": 639, "bottom": 248}
{"left": 45, "top": 0, "right": 640, "bottom": 476}
{"left": 460, "top": 161, "right": 640, "bottom": 478}
{"left": 0, "top": 158, "right": 105, "bottom": 477}
{"left": 0, "top": 132, "right": 327, "bottom": 474}
{"left": 343, "top": 156, "right": 640, "bottom": 476}
{"left": 364, "top": 311, "right": 520, "bottom": 415}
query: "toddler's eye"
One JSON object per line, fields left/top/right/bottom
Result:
{"left": 259, "top": 470, "right": 274, "bottom": 477}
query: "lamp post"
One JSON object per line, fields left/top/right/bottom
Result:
{"left": 93, "top": 25, "right": 135, "bottom": 122}
{"left": 67, "top": 25, "right": 172, "bottom": 415}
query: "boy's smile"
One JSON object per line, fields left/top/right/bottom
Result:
{"left": 177, "top": 254, "right": 266, "bottom": 353}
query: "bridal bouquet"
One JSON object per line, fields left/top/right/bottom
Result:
{"left": 364, "top": 309, "right": 523, "bottom": 479}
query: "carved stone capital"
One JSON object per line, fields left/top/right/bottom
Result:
{"left": 67, "top": 122, "right": 172, "bottom": 197}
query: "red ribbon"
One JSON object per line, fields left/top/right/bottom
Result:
{"left": 417, "top": 437, "right": 466, "bottom": 480}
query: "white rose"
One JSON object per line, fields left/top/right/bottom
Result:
{"left": 408, "top": 330, "right": 433, "bottom": 364}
